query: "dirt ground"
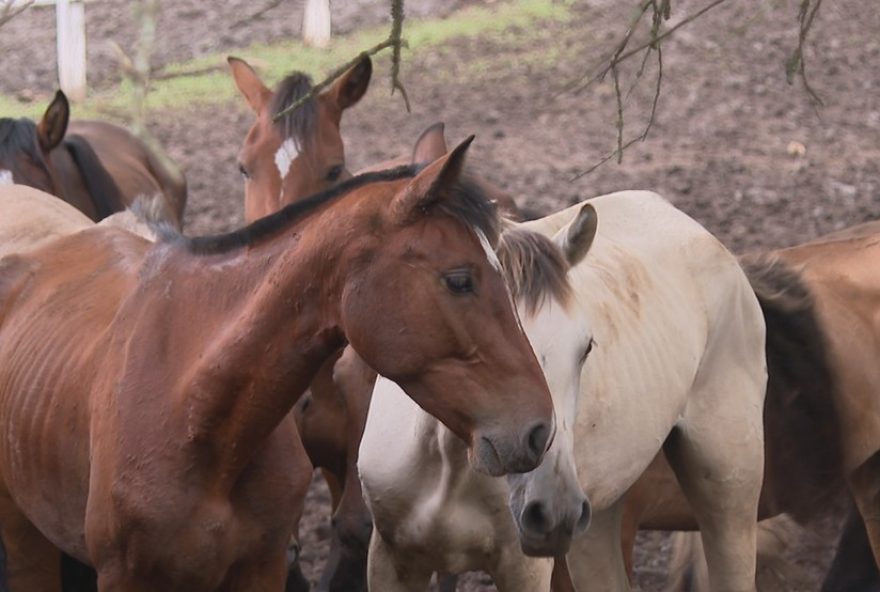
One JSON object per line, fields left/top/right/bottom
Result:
{"left": 2, "top": 0, "right": 880, "bottom": 590}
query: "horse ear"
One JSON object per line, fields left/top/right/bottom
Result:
{"left": 391, "top": 135, "right": 474, "bottom": 224}
{"left": 326, "top": 56, "right": 372, "bottom": 113}
{"left": 37, "top": 90, "right": 69, "bottom": 152}
{"left": 228, "top": 56, "right": 272, "bottom": 114}
{"left": 554, "top": 203, "right": 598, "bottom": 267}
{"left": 411, "top": 122, "right": 448, "bottom": 164}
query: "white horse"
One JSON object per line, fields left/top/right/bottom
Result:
{"left": 359, "top": 190, "right": 767, "bottom": 591}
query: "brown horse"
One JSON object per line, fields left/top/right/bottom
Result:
{"left": 229, "top": 55, "right": 371, "bottom": 221}
{"left": 560, "top": 220, "right": 880, "bottom": 591}
{"left": 291, "top": 122, "right": 525, "bottom": 592}
{"left": 0, "top": 140, "right": 555, "bottom": 591}
{"left": 0, "top": 90, "right": 187, "bottom": 228}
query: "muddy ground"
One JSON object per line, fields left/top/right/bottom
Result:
{"left": 2, "top": 0, "right": 879, "bottom": 589}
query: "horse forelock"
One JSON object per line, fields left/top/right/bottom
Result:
{"left": 497, "top": 227, "right": 571, "bottom": 315}
{"left": 270, "top": 72, "right": 317, "bottom": 151}
{"left": 742, "top": 254, "right": 846, "bottom": 520}
{"left": 433, "top": 176, "right": 501, "bottom": 248}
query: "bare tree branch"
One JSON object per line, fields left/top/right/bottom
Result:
{"left": 274, "top": 0, "right": 410, "bottom": 122}
{"left": 786, "top": 0, "right": 824, "bottom": 105}
{"left": 0, "top": 0, "right": 34, "bottom": 28}
{"left": 231, "top": 0, "right": 284, "bottom": 29}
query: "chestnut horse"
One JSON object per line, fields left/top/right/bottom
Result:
{"left": 609, "top": 221, "right": 880, "bottom": 591}
{"left": 229, "top": 56, "right": 371, "bottom": 221}
{"left": 0, "top": 91, "right": 186, "bottom": 228}
{"left": 362, "top": 190, "right": 768, "bottom": 591}
{"left": 0, "top": 141, "right": 555, "bottom": 590}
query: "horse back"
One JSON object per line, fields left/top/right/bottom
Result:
{"left": 67, "top": 121, "right": 187, "bottom": 227}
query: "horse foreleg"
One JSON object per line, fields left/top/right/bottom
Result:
{"left": 662, "top": 416, "right": 762, "bottom": 592}
{"left": 566, "top": 503, "right": 630, "bottom": 592}
{"left": 0, "top": 494, "right": 62, "bottom": 591}
{"left": 366, "top": 531, "right": 431, "bottom": 592}
{"left": 219, "top": 549, "right": 290, "bottom": 592}
{"left": 847, "top": 453, "right": 880, "bottom": 588}
{"left": 487, "top": 548, "right": 552, "bottom": 592}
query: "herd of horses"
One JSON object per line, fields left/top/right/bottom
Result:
{"left": 0, "top": 52, "right": 879, "bottom": 592}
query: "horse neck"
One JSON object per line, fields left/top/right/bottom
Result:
{"left": 149, "top": 213, "right": 364, "bottom": 487}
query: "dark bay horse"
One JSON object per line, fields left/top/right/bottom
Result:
{"left": 0, "top": 140, "right": 555, "bottom": 590}
{"left": 0, "top": 90, "right": 186, "bottom": 228}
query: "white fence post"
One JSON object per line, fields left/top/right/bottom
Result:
{"left": 302, "top": 0, "right": 330, "bottom": 48}
{"left": 56, "top": 0, "right": 87, "bottom": 101}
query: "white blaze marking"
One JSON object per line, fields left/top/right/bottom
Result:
{"left": 274, "top": 138, "right": 300, "bottom": 181}
{"left": 475, "top": 228, "right": 502, "bottom": 272}
{"left": 0, "top": 169, "right": 13, "bottom": 186}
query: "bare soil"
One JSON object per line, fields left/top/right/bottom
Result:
{"left": 2, "top": 0, "right": 880, "bottom": 590}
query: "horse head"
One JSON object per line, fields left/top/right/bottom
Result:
{"left": 0, "top": 90, "right": 68, "bottom": 194}
{"left": 229, "top": 55, "right": 372, "bottom": 221}
{"left": 502, "top": 204, "right": 599, "bottom": 556}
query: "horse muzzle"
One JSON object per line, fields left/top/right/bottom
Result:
{"left": 470, "top": 417, "right": 555, "bottom": 476}
{"left": 514, "top": 494, "right": 592, "bottom": 557}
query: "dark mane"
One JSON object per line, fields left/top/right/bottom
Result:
{"left": 742, "top": 254, "right": 845, "bottom": 522}
{"left": 63, "top": 134, "right": 126, "bottom": 219}
{"left": 439, "top": 176, "right": 502, "bottom": 246}
{"left": 0, "top": 118, "right": 45, "bottom": 166}
{"left": 497, "top": 227, "right": 570, "bottom": 314}
{"left": 270, "top": 72, "right": 317, "bottom": 148}
{"left": 167, "top": 165, "right": 419, "bottom": 254}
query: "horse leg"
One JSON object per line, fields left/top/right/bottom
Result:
{"left": 847, "top": 453, "right": 880, "bottom": 584}
{"left": 822, "top": 496, "right": 880, "bottom": 592}
{"left": 0, "top": 495, "right": 62, "bottom": 591}
{"left": 566, "top": 503, "right": 630, "bottom": 591}
{"left": 487, "top": 553, "right": 552, "bottom": 592}
{"left": 366, "top": 531, "right": 431, "bottom": 592}
{"left": 219, "top": 550, "right": 290, "bottom": 592}
{"left": 662, "top": 410, "right": 762, "bottom": 592}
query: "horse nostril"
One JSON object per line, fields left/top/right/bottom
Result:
{"left": 525, "top": 421, "right": 551, "bottom": 460}
{"left": 521, "top": 500, "right": 553, "bottom": 535}
{"left": 575, "top": 498, "right": 592, "bottom": 534}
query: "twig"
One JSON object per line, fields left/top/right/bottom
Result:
{"left": 231, "top": 0, "right": 283, "bottom": 29}
{"left": 152, "top": 64, "right": 225, "bottom": 81}
{"left": 274, "top": 0, "right": 410, "bottom": 122}
{"left": 389, "top": 0, "right": 411, "bottom": 112}
{"left": 0, "top": 0, "right": 34, "bottom": 28}
{"left": 785, "top": 0, "right": 824, "bottom": 105}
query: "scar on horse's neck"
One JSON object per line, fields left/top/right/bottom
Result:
{"left": 173, "top": 213, "right": 358, "bottom": 486}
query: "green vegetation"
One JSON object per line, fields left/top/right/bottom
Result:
{"left": 1, "top": 0, "right": 572, "bottom": 120}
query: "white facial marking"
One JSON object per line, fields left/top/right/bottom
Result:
{"left": 0, "top": 169, "right": 13, "bottom": 186}
{"left": 274, "top": 138, "right": 300, "bottom": 182}
{"left": 475, "top": 228, "right": 503, "bottom": 273}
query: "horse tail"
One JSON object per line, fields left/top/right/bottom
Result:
{"left": 741, "top": 254, "right": 846, "bottom": 521}
{"left": 140, "top": 140, "right": 187, "bottom": 229}
{"left": 665, "top": 532, "right": 708, "bottom": 592}
{"left": 62, "top": 134, "right": 126, "bottom": 220}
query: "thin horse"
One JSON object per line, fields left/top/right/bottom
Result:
{"left": 0, "top": 142, "right": 554, "bottom": 590}
{"left": 0, "top": 91, "right": 186, "bottom": 228}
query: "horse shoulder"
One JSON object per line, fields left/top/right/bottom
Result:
{"left": 0, "top": 254, "right": 35, "bottom": 327}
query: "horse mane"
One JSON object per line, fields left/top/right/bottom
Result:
{"left": 270, "top": 72, "right": 317, "bottom": 149}
{"left": 497, "top": 226, "right": 570, "bottom": 314}
{"left": 164, "top": 166, "right": 502, "bottom": 257}
{"left": 742, "top": 254, "right": 845, "bottom": 522}
{"left": 62, "top": 134, "right": 126, "bottom": 219}
{"left": 0, "top": 118, "right": 47, "bottom": 169}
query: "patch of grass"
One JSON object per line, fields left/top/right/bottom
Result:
{"left": 1, "top": 0, "right": 573, "bottom": 120}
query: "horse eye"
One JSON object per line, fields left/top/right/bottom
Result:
{"left": 326, "top": 165, "right": 344, "bottom": 182}
{"left": 238, "top": 163, "right": 250, "bottom": 180}
{"left": 444, "top": 271, "right": 474, "bottom": 294}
